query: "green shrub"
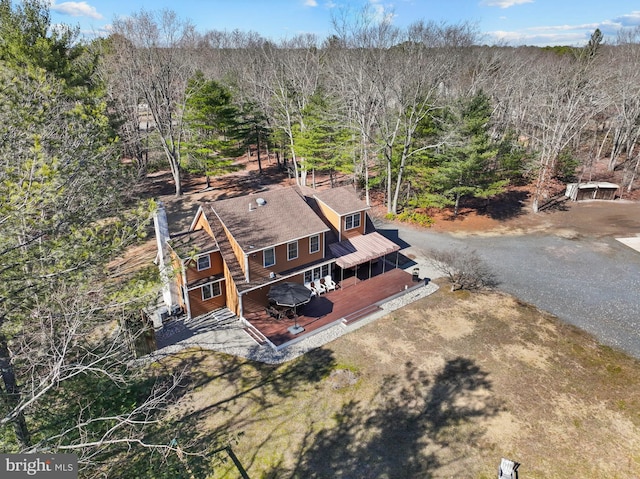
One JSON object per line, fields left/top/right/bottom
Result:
{"left": 396, "top": 210, "right": 435, "bottom": 227}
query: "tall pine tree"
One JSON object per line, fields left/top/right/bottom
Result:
{"left": 429, "top": 92, "right": 507, "bottom": 216}
{"left": 0, "top": 0, "right": 163, "bottom": 464}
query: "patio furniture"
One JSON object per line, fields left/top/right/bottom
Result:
{"left": 498, "top": 458, "right": 519, "bottom": 479}
{"left": 268, "top": 282, "right": 313, "bottom": 307}
{"left": 412, "top": 267, "right": 420, "bottom": 282}
{"left": 304, "top": 282, "right": 317, "bottom": 297}
{"left": 321, "top": 275, "right": 337, "bottom": 291}
{"left": 265, "top": 305, "right": 285, "bottom": 320}
{"left": 268, "top": 282, "right": 313, "bottom": 334}
{"left": 310, "top": 280, "right": 326, "bottom": 295}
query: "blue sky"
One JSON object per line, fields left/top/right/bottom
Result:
{"left": 47, "top": 0, "right": 640, "bottom": 47}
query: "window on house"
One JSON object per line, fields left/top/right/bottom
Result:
{"left": 287, "top": 241, "right": 298, "bottom": 261}
{"left": 197, "top": 254, "right": 211, "bottom": 271}
{"left": 201, "top": 282, "right": 221, "bottom": 300}
{"left": 305, "top": 264, "right": 331, "bottom": 283}
{"left": 345, "top": 213, "right": 361, "bottom": 230}
{"left": 309, "top": 234, "right": 320, "bottom": 254}
{"left": 264, "top": 247, "right": 275, "bottom": 267}
{"left": 322, "top": 264, "right": 329, "bottom": 278}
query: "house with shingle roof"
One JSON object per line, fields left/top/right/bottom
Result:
{"left": 155, "top": 185, "right": 401, "bottom": 332}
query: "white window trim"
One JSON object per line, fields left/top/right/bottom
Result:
{"left": 305, "top": 264, "right": 330, "bottom": 283}
{"left": 345, "top": 213, "right": 361, "bottom": 231}
{"left": 196, "top": 254, "right": 211, "bottom": 271}
{"left": 287, "top": 241, "right": 298, "bottom": 261}
{"left": 201, "top": 281, "right": 221, "bottom": 301}
{"left": 309, "top": 234, "right": 320, "bottom": 254}
{"left": 263, "top": 247, "right": 276, "bottom": 267}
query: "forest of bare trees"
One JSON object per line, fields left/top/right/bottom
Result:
{"left": 103, "top": 8, "right": 640, "bottom": 215}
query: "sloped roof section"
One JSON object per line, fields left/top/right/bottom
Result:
{"left": 209, "top": 187, "right": 330, "bottom": 252}
{"left": 312, "top": 186, "right": 370, "bottom": 216}
{"left": 329, "top": 232, "right": 400, "bottom": 269}
{"left": 168, "top": 229, "right": 218, "bottom": 259}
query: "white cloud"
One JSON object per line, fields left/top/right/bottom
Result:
{"left": 50, "top": 1, "right": 103, "bottom": 19}
{"left": 487, "top": 21, "right": 601, "bottom": 46}
{"left": 368, "top": 0, "right": 396, "bottom": 24}
{"left": 487, "top": 9, "right": 640, "bottom": 46}
{"left": 488, "top": 29, "right": 586, "bottom": 47}
{"left": 482, "top": 0, "right": 534, "bottom": 8}
{"left": 304, "top": 0, "right": 318, "bottom": 6}
{"left": 614, "top": 11, "right": 640, "bottom": 27}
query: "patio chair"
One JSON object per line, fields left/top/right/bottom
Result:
{"left": 304, "top": 282, "right": 317, "bottom": 297}
{"left": 321, "top": 275, "right": 337, "bottom": 291}
{"left": 265, "top": 305, "right": 285, "bottom": 320}
{"left": 498, "top": 458, "right": 519, "bottom": 479}
{"left": 310, "top": 281, "right": 326, "bottom": 295}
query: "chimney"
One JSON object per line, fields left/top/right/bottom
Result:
{"left": 153, "top": 201, "right": 179, "bottom": 309}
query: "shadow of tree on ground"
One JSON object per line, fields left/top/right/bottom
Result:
{"left": 97, "top": 348, "right": 335, "bottom": 478}
{"left": 262, "top": 357, "right": 501, "bottom": 479}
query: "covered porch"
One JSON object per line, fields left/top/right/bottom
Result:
{"left": 242, "top": 266, "right": 422, "bottom": 349}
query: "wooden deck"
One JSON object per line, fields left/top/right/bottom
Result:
{"left": 243, "top": 267, "right": 422, "bottom": 348}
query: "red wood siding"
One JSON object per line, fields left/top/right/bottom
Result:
{"left": 185, "top": 251, "right": 224, "bottom": 284}
{"left": 316, "top": 201, "right": 341, "bottom": 232}
{"left": 188, "top": 282, "right": 226, "bottom": 317}
{"left": 247, "top": 236, "right": 324, "bottom": 280}
{"left": 192, "top": 209, "right": 214, "bottom": 237}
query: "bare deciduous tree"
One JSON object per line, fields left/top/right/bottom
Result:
{"left": 428, "top": 248, "right": 498, "bottom": 291}
{"left": 607, "top": 28, "right": 640, "bottom": 192}
{"left": 255, "top": 34, "right": 322, "bottom": 186}
{"left": 109, "top": 9, "right": 198, "bottom": 196}
{"left": 519, "top": 49, "right": 606, "bottom": 212}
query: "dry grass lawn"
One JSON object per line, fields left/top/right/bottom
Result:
{"left": 155, "top": 280, "right": 640, "bottom": 479}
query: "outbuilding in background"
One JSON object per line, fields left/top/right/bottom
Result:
{"left": 565, "top": 182, "right": 619, "bottom": 201}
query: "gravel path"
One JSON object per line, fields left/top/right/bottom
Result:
{"left": 383, "top": 221, "right": 640, "bottom": 359}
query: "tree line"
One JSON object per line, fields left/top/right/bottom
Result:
{"left": 2, "top": 0, "right": 640, "bottom": 476}
{"left": 0, "top": 1, "right": 192, "bottom": 476}
{"left": 103, "top": 8, "right": 640, "bottom": 215}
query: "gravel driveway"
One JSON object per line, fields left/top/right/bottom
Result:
{"left": 378, "top": 221, "right": 640, "bottom": 359}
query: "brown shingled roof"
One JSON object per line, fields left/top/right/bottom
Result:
{"left": 312, "top": 185, "right": 370, "bottom": 216}
{"left": 209, "top": 187, "right": 330, "bottom": 253}
{"left": 168, "top": 229, "right": 218, "bottom": 260}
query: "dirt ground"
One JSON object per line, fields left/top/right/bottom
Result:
{"left": 426, "top": 198, "right": 640, "bottom": 239}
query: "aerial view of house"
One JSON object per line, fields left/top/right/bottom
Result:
{"left": 7, "top": 0, "right": 640, "bottom": 477}
{"left": 154, "top": 185, "right": 423, "bottom": 349}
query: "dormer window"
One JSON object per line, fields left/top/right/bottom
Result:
{"left": 197, "top": 254, "right": 211, "bottom": 271}
{"left": 345, "top": 213, "right": 361, "bottom": 230}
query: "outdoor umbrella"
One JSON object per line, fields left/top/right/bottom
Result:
{"left": 267, "top": 282, "right": 312, "bottom": 335}
{"left": 267, "top": 282, "right": 312, "bottom": 307}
